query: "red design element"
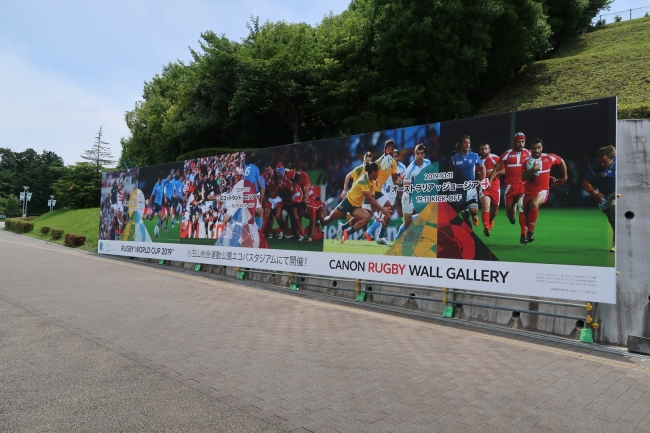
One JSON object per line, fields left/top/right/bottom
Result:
{"left": 436, "top": 202, "right": 476, "bottom": 260}
{"left": 480, "top": 178, "right": 490, "bottom": 190}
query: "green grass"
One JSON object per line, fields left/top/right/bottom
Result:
{"left": 143, "top": 218, "right": 181, "bottom": 243}
{"left": 478, "top": 17, "right": 650, "bottom": 119}
{"left": 480, "top": 208, "right": 614, "bottom": 267}
{"left": 23, "top": 208, "right": 100, "bottom": 252}
{"left": 324, "top": 239, "right": 390, "bottom": 255}
{"left": 323, "top": 208, "right": 613, "bottom": 267}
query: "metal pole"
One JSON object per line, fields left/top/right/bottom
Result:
{"left": 22, "top": 186, "right": 29, "bottom": 217}
{"left": 50, "top": 195, "right": 54, "bottom": 212}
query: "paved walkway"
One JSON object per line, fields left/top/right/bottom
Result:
{"left": 1, "top": 230, "right": 650, "bottom": 433}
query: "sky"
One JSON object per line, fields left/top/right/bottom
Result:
{"left": 0, "top": 0, "right": 647, "bottom": 166}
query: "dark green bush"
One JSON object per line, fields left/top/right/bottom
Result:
{"left": 50, "top": 228, "right": 65, "bottom": 240}
{"left": 5, "top": 218, "right": 34, "bottom": 233}
{"left": 40, "top": 226, "right": 51, "bottom": 235}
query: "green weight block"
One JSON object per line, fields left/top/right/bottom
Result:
{"left": 355, "top": 292, "right": 366, "bottom": 302}
{"left": 237, "top": 271, "right": 246, "bottom": 280}
{"left": 158, "top": 259, "right": 165, "bottom": 265}
{"left": 289, "top": 284, "right": 299, "bottom": 291}
{"left": 579, "top": 328, "right": 594, "bottom": 344}
{"left": 442, "top": 305, "right": 454, "bottom": 318}
{"left": 194, "top": 264, "right": 201, "bottom": 272}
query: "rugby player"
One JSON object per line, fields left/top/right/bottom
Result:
{"left": 582, "top": 145, "right": 616, "bottom": 252}
{"left": 489, "top": 132, "right": 531, "bottom": 236}
{"left": 262, "top": 164, "right": 285, "bottom": 238}
{"left": 148, "top": 170, "right": 173, "bottom": 238}
{"left": 478, "top": 143, "right": 503, "bottom": 237}
{"left": 162, "top": 170, "right": 176, "bottom": 233}
{"left": 396, "top": 143, "right": 430, "bottom": 239}
{"left": 324, "top": 162, "right": 392, "bottom": 243}
{"left": 451, "top": 136, "right": 485, "bottom": 227}
{"left": 364, "top": 148, "right": 406, "bottom": 241}
{"left": 278, "top": 163, "right": 312, "bottom": 241}
{"left": 244, "top": 157, "right": 265, "bottom": 230}
{"left": 340, "top": 151, "right": 374, "bottom": 199}
{"left": 520, "top": 138, "right": 568, "bottom": 244}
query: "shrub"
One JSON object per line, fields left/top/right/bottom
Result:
{"left": 65, "top": 233, "right": 86, "bottom": 248}
{"left": 40, "top": 226, "right": 51, "bottom": 235}
{"left": 23, "top": 216, "right": 39, "bottom": 221}
{"left": 50, "top": 228, "right": 65, "bottom": 240}
{"left": 5, "top": 218, "right": 34, "bottom": 233}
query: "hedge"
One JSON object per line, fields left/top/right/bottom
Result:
{"left": 50, "top": 228, "right": 65, "bottom": 240}
{"left": 64, "top": 233, "right": 87, "bottom": 248}
{"left": 40, "top": 226, "right": 51, "bottom": 235}
{"left": 5, "top": 218, "right": 35, "bottom": 233}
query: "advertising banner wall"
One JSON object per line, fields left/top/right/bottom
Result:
{"left": 99, "top": 97, "right": 618, "bottom": 303}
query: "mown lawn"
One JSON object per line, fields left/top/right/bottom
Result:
{"left": 23, "top": 208, "right": 100, "bottom": 252}
{"left": 478, "top": 17, "right": 650, "bottom": 119}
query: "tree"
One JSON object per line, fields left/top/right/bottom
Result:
{"left": 81, "top": 126, "right": 115, "bottom": 172}
{"left": 543, "top": 0, "right": 612, "bottom": 49}
{"left": 0, "top": 148, "right": 64, "bottom": 214}
{"left": 0, "top": 194, "right": 21, "bottom": 217}
{"left": 51, "top": 163, "right": 101, "bottom": 209}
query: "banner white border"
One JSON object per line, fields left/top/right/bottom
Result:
{"left": 97, "top": 240, "right": 616, "bottom": 304}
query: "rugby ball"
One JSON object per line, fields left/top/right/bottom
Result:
{"left": 380, "top": 154, "right": 393, "bottom": 171}
{"left": 154, "top": 225, "right": 160, "bottom": 237}
{"left": 526, "top": 158, "right": 541, "bottom": 176}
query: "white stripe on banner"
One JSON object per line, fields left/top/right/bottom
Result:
{"left": 97, "top": 241, "right": 616, "bottom": 304}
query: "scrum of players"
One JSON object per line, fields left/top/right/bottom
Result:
{"left": 258, "top": 161, "right": 325, "bottom": 242}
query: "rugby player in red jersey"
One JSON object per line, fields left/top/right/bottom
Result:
{"left": 520, "top": 138, "right": 568, "bottom": 244}
{"left": 478, "top": 143, "right": 503, "bottom": 238}
{"left": 305, "top": 197, "right": 325, "bottom": 241}
{"left": 488, "top": 132, "right": 531, "bottom": 238}
{"left": 277, "top": 163, "right": 313, "bottom": 240}
{"left": 262, "top": 164, "right": 284, "bottom": 237}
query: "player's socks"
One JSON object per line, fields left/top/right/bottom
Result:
{"left": 482, "top": 211, "right": 490, "bottom": 228}
{"left": 366, "top": 220, "right": 381, "bottom": 239}
{"left": 378, "top": 226, "right": 387, "bottom": 240}
{"left": 519, "top": 212, "right": 527, "bottom": 236}
{"left": 527, "top": 208, "right": 538, "bottom": 233}
{"left": 341, "top": 220, "right": 351, "bottom": 230}
{"left": 395, "top": 223, "right": 406, "bottom": 239}
{"left": 489, "top": 218, "right": 495, "bottom": 230}
{"left": 255, "top": 216, "right": 263, "bottom": 228}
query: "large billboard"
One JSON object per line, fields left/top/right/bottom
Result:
{"left": 99, "top": 97, "right": 618, "bottom": 303}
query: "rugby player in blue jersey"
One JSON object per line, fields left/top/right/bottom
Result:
{"left": 148, "top": 170, "right": 174, "bottom": 238}
{"left": 582, "top": 145, "right": 617, "bottom": 252}
{"left": 162, "top": 171, "right": 176, "bottom": 233}
{"left": 450, "top": 136, "right": 486, "bottom": 227}
{"left": 244, "top": 156, "right": 266, "bottom": 229}
{"left": 171, "top": 169, "right": 185, "bottom": 230}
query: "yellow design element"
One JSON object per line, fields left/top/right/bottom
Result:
{"left": 385, "top": 202, "right": 438, "bottom": 257}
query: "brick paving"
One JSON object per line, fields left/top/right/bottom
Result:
{"left": 1, "top": 230, "right": 650, "bottom": 433}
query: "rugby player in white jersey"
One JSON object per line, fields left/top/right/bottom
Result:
{"left": 395, "top": 143, "right": 431, "bottom": 239}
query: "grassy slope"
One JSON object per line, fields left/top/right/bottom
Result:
{"left": 24, "top": 208, "right": 99, "bottom": 252}
{"left": 478, "top": 17, "right": 650, "bottom": 119}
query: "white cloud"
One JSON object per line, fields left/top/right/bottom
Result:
{"left": 0, "top": 41, "right": 128, "bottom": 166}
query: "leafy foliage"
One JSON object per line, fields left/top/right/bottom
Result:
{"left": 120, "top": 0, "right": 614, "bottom": 164}
{"left": 0, "top": 194, "right": 22, "bottom": 217}
{"left": 51, "top": 163, "right": 101, "bottom": 210}
{"left": 0, "top": 148, "right": 64, "bottom": 215}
